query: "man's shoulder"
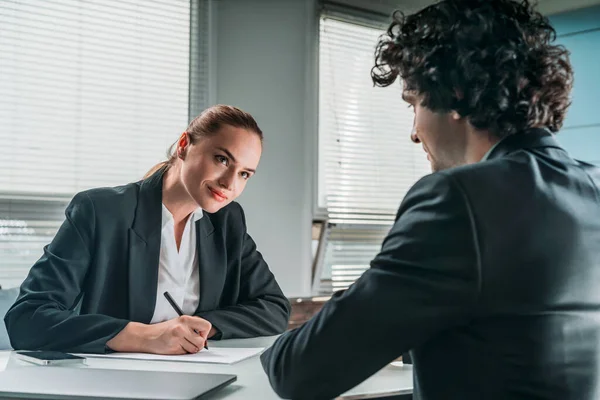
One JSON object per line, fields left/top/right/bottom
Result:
{"left": 444, "top": 154, "right": 523, "bottom": 182}
{"left": 576, "top": 159, "right": 600, "bottom": 186}
{"left": 446, "top": 149, "right": 600, "bottom": 189}
{"left": 422, "top": 149, "right": 600, "bottom": 223}
{"left": 407, "top": 156, "right": 520, "bottom": 196}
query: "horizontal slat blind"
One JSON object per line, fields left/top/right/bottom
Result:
{"left": 0, "top": 0, "right": 190, "bottom": 195}
{"left": 189, "top": 0, "right": 210, "bottom": 118}
{"left": 0, "top": 198, "right": 69, "bottom": 288}
{"left": 317, "top": 15, "right": 430, "bottom": 293}
{"left": 0, "top": 0, "right": 193, "bottom": 287}
{"left": 318, "top": 224, "right": 390, "bottom": 294}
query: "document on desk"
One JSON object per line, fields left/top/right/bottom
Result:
{"left": 76, "top": 347, "right": 265, "bottom": 365}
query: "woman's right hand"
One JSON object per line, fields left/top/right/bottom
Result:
{"left": 144, "top": 315, "right": 212, "bottom": 354}
{"left": 107, "top": 316, "right": 212, "bottom": 354}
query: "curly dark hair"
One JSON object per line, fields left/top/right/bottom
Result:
{"left": 371, "top": 0, "right": 574, "bottom": 138}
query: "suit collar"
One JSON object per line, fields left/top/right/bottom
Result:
{"left": 195, "top": 222, "right": 225, "bottom": 312}
{"left": 131, "top": 166, "right": 214, "bottom": 241}
{"left": 131, "top": 166, "right": 165, "bottom": 244}
{"left": 484, "top": 128, "right": 565, "bottom": 162}
{"left": 161, "top": 204, "right": 203, "bottom": 230}
{"left": 127, "top": 165, "right": 214, "bottom": 323}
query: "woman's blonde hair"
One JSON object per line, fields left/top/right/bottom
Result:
{"left": 144, "top": 105, "right": 263, "bottom": 178}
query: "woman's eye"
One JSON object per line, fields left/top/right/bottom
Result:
{"left": 241, "top": 171, "right": 250, "bottom": 179}
{"left": 216, "top": 155, "right": 228, "bottom": 166}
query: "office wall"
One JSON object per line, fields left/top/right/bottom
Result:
{"left": 212, "top": 0, "right": 318, "bottom": 297}
{"left": 551, "top": 6, "right": 600, "bottom": 164}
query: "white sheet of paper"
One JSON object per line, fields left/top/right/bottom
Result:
{"left": 76, "top": 347, "right": 265, "bottom": 365}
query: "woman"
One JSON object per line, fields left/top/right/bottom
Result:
{"left": 4, "top": 105, "right": 291, "bottom": 354}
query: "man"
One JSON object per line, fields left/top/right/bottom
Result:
{"left": 261, "top": 0, "right": 600, "bottom": 399}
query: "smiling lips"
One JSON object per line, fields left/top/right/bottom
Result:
{"left": 208, "top": 187, "right": 227, "bottom": 202}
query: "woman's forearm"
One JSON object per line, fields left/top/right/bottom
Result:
{"left": 106, "top": 322, "right": 150, "bottom": 352}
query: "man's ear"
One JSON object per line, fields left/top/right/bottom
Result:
{"left": 452, "top": 88, "right": 465, "bottom": 120}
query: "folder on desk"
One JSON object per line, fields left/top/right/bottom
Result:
{"left": 78, "top": 346, "right": 264, "bottom": 365}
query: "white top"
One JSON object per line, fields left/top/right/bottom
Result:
{"left": 150, "top": 204, "right": 203, "bottom": 324}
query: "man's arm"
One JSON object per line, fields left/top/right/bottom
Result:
{"left": 260, "top": 172, "right": 481, "bottom": 399}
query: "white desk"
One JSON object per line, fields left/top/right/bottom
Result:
{"left": 0, "top": 337, "right": 413, "bottom": 399}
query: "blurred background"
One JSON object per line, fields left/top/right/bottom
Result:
{"left": 1, "top": 0, "right": 598, "bottom": 307}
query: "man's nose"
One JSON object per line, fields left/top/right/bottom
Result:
{"left": 410, "top": 126, "right": 420, "bottom": 144}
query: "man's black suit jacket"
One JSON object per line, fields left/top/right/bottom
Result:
{"left": 261, "top": 129, "right": 600, "bottom": 400}
{"left": 4, "top": 168, "right": 291, "bottom": 353}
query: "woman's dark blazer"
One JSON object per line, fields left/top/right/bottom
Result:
{"left": 4, "top": 168, "right": 291, "bottom": 353}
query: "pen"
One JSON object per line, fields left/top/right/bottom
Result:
{"left": 163, "top": 291, "right": 208, "bottom": 350}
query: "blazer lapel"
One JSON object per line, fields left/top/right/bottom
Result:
{"left": 128, "top": 167, "right": 165, "bottom": 323}
{"left": 196, "top": 214, "right": 227, "bottom": 312}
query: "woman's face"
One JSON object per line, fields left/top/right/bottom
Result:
{"left": 178, "top": 125, "right": 262, "bottom": 213}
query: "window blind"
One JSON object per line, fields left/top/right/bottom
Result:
{"left": 189, "top": 0, "right": 211, "bottom": 118}
{"left": 317, "top": 15, "right": 430, "bottom": 294}
{"left": 0, "top": 197, "right": 69, "bottom": 288}
{"left": 0, "top": 0, "right": 201, "bottom": 287}
{"left": 0, "top": 0, "right": 191, "bottom": 194}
